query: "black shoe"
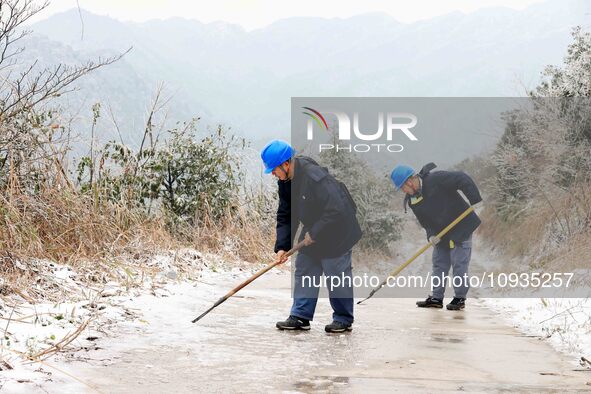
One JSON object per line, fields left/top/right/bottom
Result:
{"left": 325, "top": 321, "right": 353, "bottom": 333}
{"left": 446, "top": 297, "right": 466, "bottom": 310}
{"left": 276, "top": 315, "right": 310, "bottom": 330}
{"left": 416, "top": 296, "right": 443, "bottom": 308}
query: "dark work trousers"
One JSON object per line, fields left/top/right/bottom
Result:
{"left": 290, "top": 250, "right": 354, "bottom": 325}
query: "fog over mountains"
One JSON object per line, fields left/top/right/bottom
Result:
{"left": 24, "top": 0, "right": 590, "bottom": 161}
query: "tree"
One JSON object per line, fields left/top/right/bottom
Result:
{"left": 0, "top": 0, "right": 127, "bottom": 191}
{"left": 534, "top": 27, "right": 591, "bottom": 98}
{"left": 487, "top": 27, "right": 591, "bottom": 260}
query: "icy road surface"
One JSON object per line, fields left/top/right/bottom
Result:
{"left": 25, "top": 267, "right": 590, "bottom": 393}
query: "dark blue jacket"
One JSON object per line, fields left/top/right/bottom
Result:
{"left": 405, "top": 163, "right": 482, "bottom": 243}
{"left": 275, "top": 156, "right": 362, "bottom": 258}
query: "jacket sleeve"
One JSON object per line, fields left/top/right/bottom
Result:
{"left": 274, "top": 181, "right": 291, "bottom": 253}
{"left": 439, "top": 171, "right": 483, "bottom": 205}
{"left": 308, "top": 178, "right": 345, "bottom": 242}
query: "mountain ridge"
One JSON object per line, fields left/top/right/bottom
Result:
{"left": 19, "top": 0, "right": 590, "bottom": 165}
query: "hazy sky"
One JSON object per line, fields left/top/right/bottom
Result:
{"left": 34, "top": 0, "right": 549, "bottom": 30}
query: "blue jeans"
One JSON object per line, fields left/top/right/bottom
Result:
{"left": 290, "top": 250, "right": 354, "bottom": 325}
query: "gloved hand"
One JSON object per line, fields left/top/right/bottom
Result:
{"left": 303, "top": 232, "right": 315, "bottom": 246}
{"left": 428, "top": 235, "right": 440, "bottom": 246}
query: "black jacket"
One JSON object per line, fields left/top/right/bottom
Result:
{"left": 405, "top": 163, "right": 482, "bottom": 243}
{"left": 274, "top": 156, "right": 362, "bottom": 258}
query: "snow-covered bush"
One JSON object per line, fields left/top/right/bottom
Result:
{"left": 485, "top": 27, "right": 591, "bottom": 264}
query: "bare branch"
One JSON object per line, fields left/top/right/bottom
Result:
{"left": 0, "top": 0, "right": 50, "bottom": 66}
{"left": 1, "top": 48, "right": 132, "bottom": 119}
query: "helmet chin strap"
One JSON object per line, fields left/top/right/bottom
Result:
{"left": 277, "top": 162, "right": 290, "bottom": 181}
{"left": 407, "top": 177, "right": 420, "bottom": 196}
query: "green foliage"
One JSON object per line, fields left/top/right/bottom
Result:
{"left": 76, "top": 119, "right": 247, "bottom": 224}
{"left": 152, "top": 123, "right": 245, "bottom": 221}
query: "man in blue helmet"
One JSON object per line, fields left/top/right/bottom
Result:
{"left": 390, "top": 163, "right": 482, "bottom": 310}
{"left": 261, "top": 139, "right": 362, "bottom": 332}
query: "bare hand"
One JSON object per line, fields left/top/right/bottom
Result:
{"left": 303, "top": 232, "right": 315, "bottom": 246}
{"left": 276, "top": 250, "right": 288, "bottom": 264}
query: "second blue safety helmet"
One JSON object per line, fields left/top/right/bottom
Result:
{"left": 261, "top": 139, "right": 295, "bottom": 174}
{"left": 390, "top": 164, "right": 415, "bottom": 190}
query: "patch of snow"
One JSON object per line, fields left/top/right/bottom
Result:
{"left": 0, "top": 248, "right": 265, "bottom": 391}
{"left": 480, "top": 297, "right": 591, "bottom": 364}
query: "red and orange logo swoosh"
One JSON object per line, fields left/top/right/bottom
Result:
{"left": 302, "top": 107, "right": 328, "bottom": 130}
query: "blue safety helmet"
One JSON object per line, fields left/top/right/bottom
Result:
{"left": 390, "top": 164, "right": 415, "bottom": 190}
{"left": 260, "top": 139, "right": 295, "bottom": 174}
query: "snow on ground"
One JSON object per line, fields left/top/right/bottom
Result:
{"left": 2, "top": 234, "right": 590, "bottom": 391}
{"left": 0, "top": 250, "right": 267, "bottom": 392}
{"left": 479, "top": 297, "right": 591, "bottom": 365}
{"left": 474, "top": 243, "right": 591, "bottom": 366}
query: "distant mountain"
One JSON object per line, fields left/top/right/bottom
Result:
{"left": 25, "top": 0, "right": 590, "bottom": 163}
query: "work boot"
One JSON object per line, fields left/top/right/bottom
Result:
{"left": 446, "top": 297, "right": 466, "bottom": 310}
{"left": 416, "top": 296, "right": 443, "bottom": 308}
{"left": 276, "top": 315, "right": 310, "bottom": 330}
{"left": 324, "top": 321, "right": 352, "bottom": 333}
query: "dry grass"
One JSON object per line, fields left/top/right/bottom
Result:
{"left": 0, "top": 187, "right": 174, "bottom": 265}
{"left": 480, "top": 200, "right": 551, "bottom": 258}
{"left": 481, "top": 182, "right": 591, "bottom": 270}
{"left": 549, "top": 232, "right": 591, "bottom": 271}
{"left": 172, "top": 201, "right": 276, "bottom": 264}
{"left": 0, "top": 178, "right": 274, "bottom": 302}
